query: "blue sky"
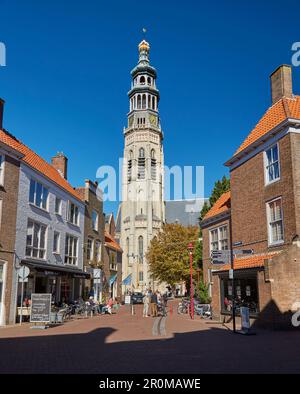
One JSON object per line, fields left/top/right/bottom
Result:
{"left": 1, "top": 0, "right": 300, "bottom": 215}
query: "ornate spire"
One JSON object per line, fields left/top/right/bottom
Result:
{"left": 138, "top": 39, "right": 150, "bottom": 64}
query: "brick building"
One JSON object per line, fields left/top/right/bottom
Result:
{"left": 201, "top": 65, "right": 300, "bottom": 329}
{"left": 76, "top": 180, "right": 105, "bottom": 301}
{"left": 0, "top": 100, "right": 24, "bottom": 325}
{"left": 0, "top": 100, "right": 89, "bottom": 324}
{"left": 103, "top": 214, "right": 123, "bottom": 302}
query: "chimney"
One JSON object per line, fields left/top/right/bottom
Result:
{"left": 270, "top": 65, "right": 293, "bottom": 104}
{"left": 0, "top": 98, "right": 4, "bottom": 130}
{"left": 51, "top": 152, "right": 68, "bottom": 179}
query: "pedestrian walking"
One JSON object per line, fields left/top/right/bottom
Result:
{"left": 162, "top": 292, "right": 168, "bottom": 317}
{"left": 150, "top": 291, "right": 158, "bottom": 317}
{"left": 142, "top": 290, "right": 150, "bottom": 317}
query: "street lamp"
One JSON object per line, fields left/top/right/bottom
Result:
{"left": 188, "top": 242, "right": 194, "bottom": 320}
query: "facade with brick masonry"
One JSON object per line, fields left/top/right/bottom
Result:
{"left": 103, "top": 214, "right": 123, "bottom": 302}
{"left": 0, "top": 108, "right": 23, "bottom": 324}
{"left": 76, "top": 180, "right": 105, "bottom": 301}
{"left": 201, "top": 64, "right": 300, "bottom": 328}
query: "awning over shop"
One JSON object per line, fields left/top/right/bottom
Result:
{"left": 108, "top": 274, "right": 117, "bottom": 286}
{"left": 21, "top": 260, "right": 90, "bottom": 278}
{"left": 122, "top": 274, "right": 132, "bottom": 286}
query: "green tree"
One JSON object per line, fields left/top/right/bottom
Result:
{"left": 195, "top": 279, "right": 211, "bottom": 303}
{"left": 146, "top": 223, "right": 199, "bottom": 287}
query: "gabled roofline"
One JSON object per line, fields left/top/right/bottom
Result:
{"left": 200, "top": 209, "right": 231, "bottom": 229}
{"left": 225, "top": 118, "right": 300, "bottom": 168}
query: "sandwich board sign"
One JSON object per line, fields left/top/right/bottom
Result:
{"left": 30, "top": 293, "right": 51, "bottom": 327}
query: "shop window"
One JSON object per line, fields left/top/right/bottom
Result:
{"left": 221, "top": 275, "right": 259, "bottom": 315}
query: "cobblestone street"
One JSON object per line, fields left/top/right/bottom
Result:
{"left": 1, "top": 302, "right": 300, "bottom": 374}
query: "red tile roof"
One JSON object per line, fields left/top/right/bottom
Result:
{"left": 0, "top": 129, "right": 82, "bottom": 201}
{"left": 105, "top": 231, "right": 123, "bottom": 252}
{"left": 235, "top": 96, "right": 300, "bottom": 156}
{"left": 215, "top": 253, "right": 278, "bottom": 271}
{"left": 203, "top": 191, "right": 231, "bottom": 220}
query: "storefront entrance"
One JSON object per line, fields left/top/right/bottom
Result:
{"left": 220, "top": 270, "right": 259, "bottom": 316}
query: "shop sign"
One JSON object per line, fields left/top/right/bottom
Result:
{"left": 30, "top": 293, "right": 51, "bottom": 323}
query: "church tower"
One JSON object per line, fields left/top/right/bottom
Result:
{"left": 120, "top": 39, "right": 165, "bottom": 291}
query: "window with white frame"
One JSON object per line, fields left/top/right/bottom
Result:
{"left": 210, "top": 229, "right": 219, "bottom": 251}
{"left": 55, "top": 197, "right": 62, "bottom": 215}
{"left": 219, "top": 226, "right": 228, "bottom": 250}
{"left": 65, "top": 234, "right": 78, "bottom": 265}
{"left": 265, "top": 144, "right": 280, "bottom": 184}
{"left": 95, "top": 240, "right": 102, "bottom": 263}
{"left": 0, "top": 154, "right": 4, "bottom": 186}
{"left": 29, "top": 179, "right": 49, "bottom": 210}
{"left": 53, "top": 231, "right": 60, "bottom": 254}
{"left": 26, "top": 220, "right": 47, "bottom": 259}
{"left": 87, "top": 238, "right": 94, "bottom": 261}
{"left": 267, "top": 198, "right": 284, "bottom": 244}
{"left": 92, "top": 210, "right": 98, "bottom": 231}
{"left": 67, "top": 201, "right": 79, "bottom": 225}
{"left": 210, "top": 225, "right": 229, "bottom": 252}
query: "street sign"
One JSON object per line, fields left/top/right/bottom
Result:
{"left": 240, "top": 307, "right": 250, "bottom": 330}
{"left": 211, "top": 250, "right": 231, "bottom": 265}
{"left": 93, "top": 268, "right": 102, "bottom": 279}
{"left": 125, "top": 295, "right": 131, "bottom": 305}
{"left": 233, "top": 249, "right": 254, "bottom": 256}
{"left": 17, "top": 266, "right": 30, "bottom": 280}
{"left": 229, "top": 269, "right": 234, "bottom": 279}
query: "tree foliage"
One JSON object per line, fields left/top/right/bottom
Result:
{"left": 146, "top": 223, "right": 199, "bottom": 286}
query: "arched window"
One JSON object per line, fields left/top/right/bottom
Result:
{"left": 142, "top": 94, "right": 146, "bottom": 109}
{"left": 148, "top": 95, "right": 151, "bottom": 108}
{"left": 139, "top": 148, "right": 145, "bottom": 158}
{"left": 137, "top": 95, "right": 141, "bottom": 109}
{"left": 138, "top": 236, "right": 143, "bottom": 263}
{"left": 147, "top": 77, "right": 151, "bottom": 85}
{"left": 140, "top": 76, "right": 145, "bottom": 85}
{"left": 138, "top": 148, "right": 145, "bottom": 179}
{"left": 152, "top": 96, "right": 155, "bottom": 110}
{"left": 151, "top": 149, "right": 157, "bottom": 180}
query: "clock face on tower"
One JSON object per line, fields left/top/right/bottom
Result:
{"left": 149, "top": 114, "right": 157, "bottom": 126}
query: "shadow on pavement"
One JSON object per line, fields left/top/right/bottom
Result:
{"left": 1, "top": 325, "right": 300, "bottom": 374}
